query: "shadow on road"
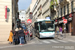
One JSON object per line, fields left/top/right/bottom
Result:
{"left": 38, "top": 37, "right": 54, "bottom": 40}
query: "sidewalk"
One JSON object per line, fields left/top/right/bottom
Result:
{"left": 55, "top": 33, "right": 75, "bottom": 40}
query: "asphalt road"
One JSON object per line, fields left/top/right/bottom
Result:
{"left": 0, "top": 37, "right": 75, "bottom": 50}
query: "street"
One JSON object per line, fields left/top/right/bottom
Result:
{"left": 0, "top": 37, "right": 75, "bottom": 50}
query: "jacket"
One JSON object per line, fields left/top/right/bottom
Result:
{"left": 14, "top": 31, "right": 19, "bottom": 39}
{"left": 8, "top": 32, "right": 13, "bottom": 42}
{"left": 18, "top": 30, "right": 24, "bottom": 37}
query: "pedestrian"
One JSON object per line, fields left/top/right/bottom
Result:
{"left": 23, "top": 30, "right": 27, "bottom": 43}
{"left": 59, "top": 26, "right": 63, "bottom": 39}
{"left": 8, "top": 30, "right": 13, "bottom": 44}
{"left": 13, "top": 28, "right": 19, "bottom": 45}
{"left": 56, "top": 26, "right": 59, "bottom": 38}
{"left": 18, "top": 28, "right": 25, "bottom": 45}
{"left": 24, "top": 29, "right": 29, "bottom": 43}
{"left": 30, "top": 29, "right": 33, "bottom": 40}
{"left": 59, "top": 26, "right": 62, "bottom": 35}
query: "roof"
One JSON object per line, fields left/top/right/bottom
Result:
{"left": 36, "top": 19, "right": 54, "bottom": 22}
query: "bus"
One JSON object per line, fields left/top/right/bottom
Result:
{"left": 34, "top": 19, "right": 55, "bottom": 38}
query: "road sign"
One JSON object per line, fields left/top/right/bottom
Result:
{"left": 63, "top": 19, "right": 67, "bottom": 24}
{"left": 27, "top": 19, "right": 32, "bottom": 23}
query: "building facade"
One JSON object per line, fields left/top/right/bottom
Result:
{"left": 0, "top": 0, "right": 18, "bottom": 43}
{"left": 25, "top": 7, "right": 30, "bottom": 25}
{"left": 19, "top": 10, "right": 26, "bottom": 22}
{"left": 52, "top": 0, "right": 75, "bottom": 35}
{"left": 31, "top": 0, "right": 51, "bottom": 26}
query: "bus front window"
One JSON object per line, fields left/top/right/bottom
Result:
{"left": 40, "top": 22, "right": 47, "bottom": 31}
{"left": 47, "top": 23, "right": 54, "bottom": 31}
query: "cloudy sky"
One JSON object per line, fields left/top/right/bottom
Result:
{"left": 18, "top": 0, "right": 31, "bottom": 10}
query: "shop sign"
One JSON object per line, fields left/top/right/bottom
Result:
{"left": 63, "top": 19, "right": 67, "bottom": 24}
{"left": 54, "top": 22, "right": 57, "bottom": 24}
{"left": 27, "top": 19, "right": 32, "bottom": 23}
{"left": 59, "top": 20, "right": 63, "bottom": 24}
{"left": 5, "top": 6, "right": 7, "bottom": 19}
{"left": 69, "top": 14, "right": 72, "bottom": 17}
{"left": 55, "top": 20, "right": 57, "bottom": 22}
{"left": 69, "top": 17, "right": 72, "bottom": 21}
{"left": 62, "top": 17, "right": 65, "bottom": 19}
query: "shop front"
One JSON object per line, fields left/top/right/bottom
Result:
{"left": 54, "top": 12, "right": 75, "bottom": 36}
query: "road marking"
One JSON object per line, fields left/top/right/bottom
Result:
{"left": 57, "top": 40, "right": 67, "bottom": 43}
{"left": 67, "top": 39, "right": 75, "bottom": 42}
{"left": 28, "top": 41, "right": 35, "bottom": 44}
{"left": 0, "top": 45, "right": 25, "bottom": 49}
{"left": 49, "top": 40, "right": 59, "bottom": 43}
{"left": 42, "top": 40, "right": 50, "bottom": 44}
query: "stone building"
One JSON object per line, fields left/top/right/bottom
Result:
{"left": 52, "top": 0, "right": 75, "bottom": 35}
{"left": 0, "top": 0, "right": 18, "bottom": 43}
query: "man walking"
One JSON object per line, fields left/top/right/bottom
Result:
{"left": 18, "top": 28, "right": 25, "bottom": 45}
{"left": 56, "top": 26, "right": 59, "bottom": 38}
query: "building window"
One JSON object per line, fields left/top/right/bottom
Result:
{"left": 61, "top": 8, "right": 62, "bottom": 17}
{"left": 71, "top": 1, "right": 73, "bottom": 12}
{"left": 42, "top": 0, "right": 49, "bottom": 8}
{"left": 67, "top": 4, "right": 69, "bottom": 14}
{"left": 42, "top": 9, "right": 49, "bottom": 15}
{"left": 64, "top": 6, "right": 65, "bottom": 15}
{"left": 58, "top": 11, "right": 59, "bottom": 18}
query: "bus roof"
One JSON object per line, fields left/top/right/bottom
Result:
{"left": 36, "top": 19, "right": 54, "bottom": 22}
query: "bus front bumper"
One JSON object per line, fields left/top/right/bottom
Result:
{"left": 39, "top": 32, "right": 55, "bottom": 38}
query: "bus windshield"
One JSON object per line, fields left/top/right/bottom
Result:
{"left": 40, "top": 21, "right": 54, "bottom": 32}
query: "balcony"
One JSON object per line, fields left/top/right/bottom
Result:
{"left": 59, "top": 0, "right": 69, "bottom": 7}
{"left": 50, "top": 0, "right": 59, "bottom": 13}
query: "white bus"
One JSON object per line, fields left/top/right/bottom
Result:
{"left": 34, "top": 19, "right": 55, "bottom": 38}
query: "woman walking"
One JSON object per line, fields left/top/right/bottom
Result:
{"left": 8, "top": 30, "right": 13, "bottom": 44}
{"left": 56, "top": 26, "right": 59, "bottom": 38}
{"left": 13, "top": 28, "right": 19, "bottom": 45}
{"left": 24, "top": 29, "right": 29, "bottom": 43}
{"left": 59, "top": 26, "right": 63, "bottom": 39}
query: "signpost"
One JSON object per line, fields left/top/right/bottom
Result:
{"left": 27, "top": 19, "right": 32, "bottom": 41}
{"left": 63, "top": 19, "right": 67, "bottom": 38}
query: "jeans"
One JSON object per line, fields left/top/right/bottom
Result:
{"left": 57, "top": 31, "right": 59, "bottom": 34}
{"left": 25, "top": 35, "right": 28, "bottom": 42}
{"left": 19, "top": 37, "right": 25, "bottom": 44}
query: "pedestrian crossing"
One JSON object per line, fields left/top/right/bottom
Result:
{"left": 28, "top": 39, "right": 75, "bottom": 45}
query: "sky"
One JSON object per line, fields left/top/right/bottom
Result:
{"left": 18, "top": 0, "right": 32, "bottom": 10}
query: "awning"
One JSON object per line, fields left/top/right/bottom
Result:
{"left": 54, "top": 22, "right": 57, "bottom": 25}
{"left": 68, "top": 17, "right": 72, "bottom": 21}
{"left": 59, "top": 20, "right": 63, "bottom": 24}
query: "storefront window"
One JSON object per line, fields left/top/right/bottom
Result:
{"left": 67, "top": 4, "right": 69, "bottom": 14}
{"left": 71, "top": 1, "right": 73, "bottom": 12}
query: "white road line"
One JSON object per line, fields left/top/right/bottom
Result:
{"left": 0, "top": 45, "right": 24, "bottom": 49}
{"left": 42, "top": 40, "right": 50, "bottom": 44}
{"left": 67, "top": 39, "right": 75, "bottom": 42}
{"left": 49, "top": 40, "right": 59, "bottom": 43}
{"left": 28, "top": 41, "right": 36, "bottom": 44}
{"left": 57, "top": 40, "right": 68, "bottom": 43}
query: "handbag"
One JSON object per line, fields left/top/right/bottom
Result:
{"left": 7, "top": 38, "right": 9, "bottom": 41}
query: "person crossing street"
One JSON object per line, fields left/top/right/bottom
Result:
{"left": 24, "top": 29, "right": 29, "bottom": 43}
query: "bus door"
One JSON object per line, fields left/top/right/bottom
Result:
{"left": 34, "top": 22, "right": 40, "bottom": 36}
